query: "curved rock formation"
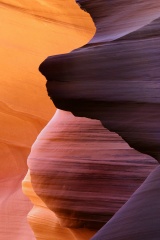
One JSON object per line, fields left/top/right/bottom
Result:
{"left": 91, "top": 165, "right": 160, "bottom": 240}
{"left": 39, "top": 0, "right": 160, "bottom": 161}
{"left": 28, "top": 110, "right": 157, "bottom": 237}
{"left": 26, "top": 0, "right": 160, "bottom": 239}
{"left": 23, "top": 170, "right": 95, "bottom": 240}
{"left": 0, "top": 0, "right": 94, "bottom": 239}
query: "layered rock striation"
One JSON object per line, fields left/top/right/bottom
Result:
{"left": 27, "top": 0, "right": 160, "bottom": 239}
{"left": 28, "top": 110, "right": 158, "bottom": 237}
{"left": 0, "top": 0, "right": 94, "bottom": 239}
{"left": 40, "top": 0, "right": 160, "bottom": 161}
{"left": 91, "top": 165, "right": 160, "bottom": 240}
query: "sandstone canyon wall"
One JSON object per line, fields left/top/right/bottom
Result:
{"left": 0, "top": 1, "right": 94, "bottom": 239}
{"left": 27, "top": 110, "right": 158, "bottom": 239}
{"left": 40, "top": 0, "right": 160, "bottom": 161}
{"left": 26, "top": 0, "right": 160, "bottom": 239}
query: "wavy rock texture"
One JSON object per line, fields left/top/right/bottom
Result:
{"left": 0, "top": 0, "right": 94, "bottom": 239}
{"left": 91, "top": 165, "right": 160, "bottom": 240}
{"left": 40, "top": 0, "right": 160, "bottom": 161}
{"left": 23, "top": 170, "right": 95, "bottom": 240}
{"left": 35, "top": 0, "right": 160, "bottom": 239}
{"left": 28, "top": 110, "right": 157, "bottom": 238}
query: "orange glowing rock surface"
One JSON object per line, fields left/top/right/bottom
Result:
{"left": 25, "top": 0, "right": 160, "bottom": 239}
{"left": 23, "top": 170, "right": 95, "bottom": 240}
{"left": 0, "top": 0, "right": 94, "bottom": 239}
{"left": 3, "top": 0, "right": 160, "bottom": 239}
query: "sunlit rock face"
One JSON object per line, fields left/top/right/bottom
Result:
{"left": 0, "top": 0, "right": 94, "bottom": 239}
{"left": 23, "top": 170, "right": 95, "bottom": 240}
{"left": 33, "top": 0, "right": 160, "bottom": 239}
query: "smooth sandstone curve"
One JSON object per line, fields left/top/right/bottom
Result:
{"left": 39, "top": 0, "right": 160, "bottom": 161}
{"left": 28, "top": 110, "right": 157, "bottom": 232}
{"left": 91, "top": 165, "right": 160, "bottom": 240}
{"left": 27, "top": 0, "right": 160, "bottom": 239}
{"left": 0, "top": 0, "right": 94, "bottom": 239}
{"left": 18, "top": 0, "right": 95, "bottom": 239}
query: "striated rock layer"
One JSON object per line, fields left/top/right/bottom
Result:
{"left": 0, "top": 0, "right": 94, "bottom": 239}
{"left": 28, "top": 110, "right": 157, "bottom": 236}
{"left": 23, "top": 170, "right": 95, "bottom": 240}
{"left": 40, "top": 0, "right": 160, "bottom": 161}
{"left": 27, "top": 0, "right": 160, "bottom": 239}
{"left": 91, "top": 165, "right": 160, "bottom": 240}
